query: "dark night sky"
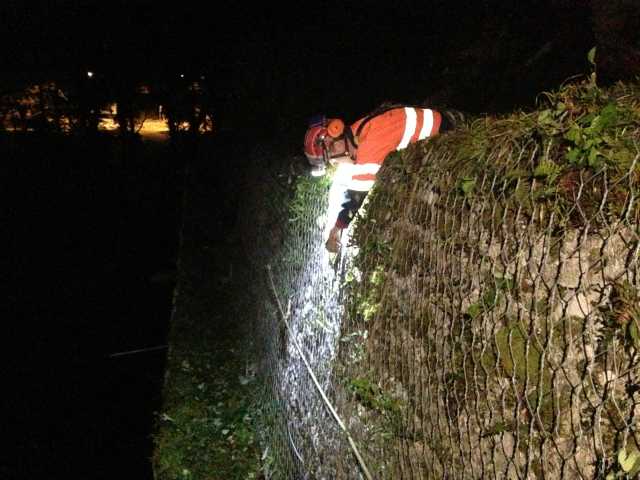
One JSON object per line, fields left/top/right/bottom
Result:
{"left": 0, "top": 1, "right": 595, "bottom": 133}
{"left": 1, "top": 2, "right": 452, "bottom": 80}
{"left": 0, "top": 2, "right": 449, "bottom": 67}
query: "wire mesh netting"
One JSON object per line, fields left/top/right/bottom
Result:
{"left": 240, "top": 81, "right": 640, "bottom": 479}
{"left": 336, "top": 143, "right": 639, "bottom": 479}
{"left": 240, "top": 150, "right": 364, "bottom": 479}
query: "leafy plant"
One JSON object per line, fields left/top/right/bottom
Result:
{"left": 369, "top": 265, "right": 385, "bottom": 286}
{"left": 457, "top": 176, "right": 476, "bottom": 197}
{"left": 348, "top": 377, "right": 401, "bottom": 416}
{"left": 562, "top": 102, "right": 636, "bottom": 170}
{"left": 607, "top": 446, "right": 640, "bottom": 479}
{"left": 357, "top": 298, "right": 379, "bottom": 322}
{"left": 481, "top": 421, "right": 514, "bottom": 438}
{"left": 533, "top": 160, "right": 562, "bottom": 182}
{"left": 618, "top": 447, "right": 640, "bottom": 476}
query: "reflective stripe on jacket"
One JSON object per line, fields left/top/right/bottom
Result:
{"left": 346, "top": 107, "right": 441, "bottom": 191}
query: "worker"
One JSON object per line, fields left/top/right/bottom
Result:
{"left": 304, "top": 106, "right": 463, "bottom": 252}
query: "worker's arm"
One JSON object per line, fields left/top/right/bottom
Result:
{"left": 336, "top": 190, "right": 367, "bottom": 228}
{"left": 325, "top": 190, "right": 367, "bottom": 253}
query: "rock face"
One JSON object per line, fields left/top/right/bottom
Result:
{"left": 342, "top": 182, "right": 638, "bottom": 478}
{"left": 242, "top": 81, "right": 640, "bottom": 479}
{"left": 333, "top": 82, "right": 640, "bottom": 478}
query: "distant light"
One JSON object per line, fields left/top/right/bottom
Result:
{"left": 180, "top": 74, "right": 185, "bottom": 78}
{"left": 87, "top": 71, "right": 94, "bottom": 78}
{"left": 200, "top": 75, "right": 205, "bottom": 80}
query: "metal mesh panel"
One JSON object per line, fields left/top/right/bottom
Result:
{"left": 241, "top": 154, "right": 362, "bottom": 479}
{"left": 336, "top": 136, "right": 640, "bottom": 479}
{"left": 241, "top": 82, "right": 640, "bottom": 479}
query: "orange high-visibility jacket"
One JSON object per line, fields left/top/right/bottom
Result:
{"left": 346, "top": 107, "right": 442, "bottom": 191}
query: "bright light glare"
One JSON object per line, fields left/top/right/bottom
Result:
{"left": 87, "top": 71, "right": 94, "bottom": 78}
{"left": 323, "top": 163, "right": 356, "bottom": 240}
{"left": 310, "top": 166, "right": 326, "bottom": 177}
{"left": 278, "top": 185, "right": 357, "bottom": 473}
{"left": 98, "top": 115, "right": 171, "bottom": 138}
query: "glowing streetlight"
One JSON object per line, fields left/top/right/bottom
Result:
{"left": 87, "top": 71, "right": 94, "bottom": 78}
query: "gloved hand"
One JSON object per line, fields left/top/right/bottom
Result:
{"left": 325, "top": 226, "right": 343, "bottom": 253}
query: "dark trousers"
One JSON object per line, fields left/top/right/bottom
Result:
{"left": 337, "top": 190, "right": 367, "bottom": 228}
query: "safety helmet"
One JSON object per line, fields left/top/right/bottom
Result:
{"left": 304, "top": 125, "right": 327, "bottom": 163}
{"left": 304, "top": 124, "right": 329, "bottom": 176}
{"left": 304, "top": 115, "right": 347, "bottom": 176}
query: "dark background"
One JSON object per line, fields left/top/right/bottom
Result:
{"left": 2, "top": 1, "right": 638, "bottom": 478}
{"left": 4, "top": 134, "right": 181, "bottom": 478}
{"left": 1, "top": 1, "right": 608, "bottom": 133}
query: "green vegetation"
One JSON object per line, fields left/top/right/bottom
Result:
{"left": 157, "top": 75, "right": 640, "bottom": 478}
{"left": 153, "top": 158, "right": 263, "bottom": 478}
{"left": 347, "top": 377, "right": 403, "bottom": 440}
{"left": 418, "top": 77, "right": 640, "bottom": 229}
{"left": 270, "top": 164, "right": 332, "bottom": 279}
{"left": 466, "top": 275, "right": 514, "bottom": 320}
{"left": 348, "top": 377, "right": 401, "bottom": 416}
{"left": 288, "top": 170, "right": 332, "bottom": 225}
{"left": 615, "top": 446, "right": 640, "bottom": 478}
{"left": 494, "top": 322, "right": 543, "bottom": 385}
{"left": 335, "top": 76, "right": 640, "bottom": 477}
{"left": 153, "top": 343, "right": 262, "bottom": 480}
